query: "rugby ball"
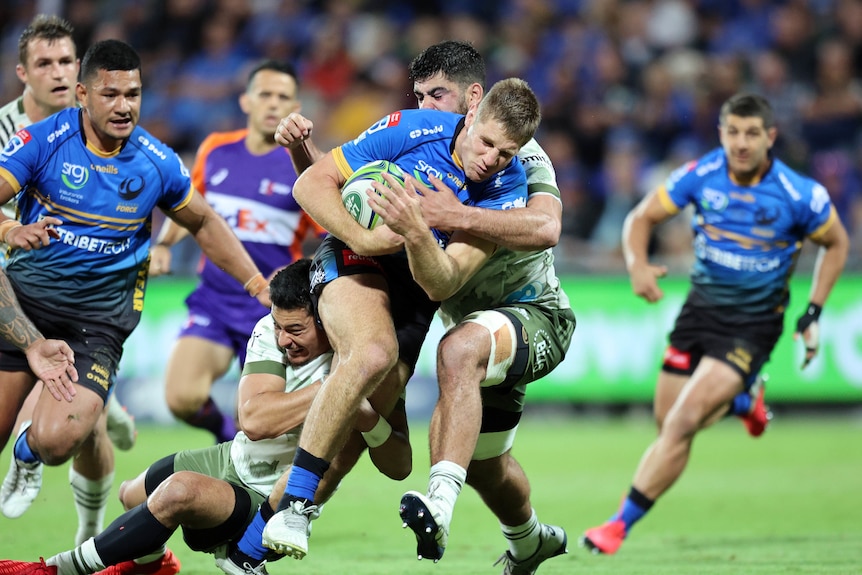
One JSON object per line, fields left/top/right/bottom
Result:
{"left": 340, "top": 160, "right": 405, "bottom": 230}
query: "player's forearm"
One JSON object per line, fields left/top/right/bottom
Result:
{"left": 288, "top": 139, "right": 326, "bottom": 175}
{"left": 239, "top": 383, "right": 321, "bottom": 441}
{"left": 403, "top": 231, "right": 461, "bottom": 301}
{"left": 154, "top": 217, "right": 189, "bottom": 247}
{"left": 622, "top": 211, "right": 653, "bottom": 272}
{"left": 458, "top": 205, "right": 559, "bottom": 251}
{"left": 193, "top": 214, "right": 261, "bottom": 291}
{"left": 0, "top": 270, "right": 44, "bottom": 351}
{"left": 808, "top": 239, "right": 848, "bottom": 307}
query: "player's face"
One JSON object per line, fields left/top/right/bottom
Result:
{"left": 78, "top": 68, "right": 142, "bottom": 149}
{"left": 18, "top": 37, "right": 78, "bottom": 114}
{"left": 719, "top": 114, "right": 777, "bottom": 183}
{"left": 242, "top": 70, "right": 301, "bottom": 139}
{"left": 458, "top": 110, "right": 520, "bottom": 182}
{"left": 272, "top": 307, "right": 331, "bottom": 366}
{"left": 413, "top": 73, "right": 469, "bottom": 114}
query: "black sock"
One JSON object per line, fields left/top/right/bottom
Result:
{"left": 94, "top": 503, "right": 173, "bottom": 565}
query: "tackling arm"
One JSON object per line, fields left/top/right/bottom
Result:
{"left": 237, "top": 372, "right": 322, "bottom": 441}
{"left": 418, "top": 173, "right": 561, "bottom": 251}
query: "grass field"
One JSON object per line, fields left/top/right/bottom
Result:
{"left": 1, "top": 413, "right": 861, "bottom": 574}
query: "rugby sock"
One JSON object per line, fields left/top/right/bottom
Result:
{"left": 279, "top": 448, "right": 330, "bottom": 508}
{"left": 427, "top": 460, "right": 466, "bottom": 528}
{"left": 13, "top": 427, "right": 41, "bottom": 464}
{"left": 501, "top": 508, "right": 541, "bottom": 560}
{"left": 93, "top": 503, "right": 173, "bottom": 565}
{"left": 729, "top": 392, "right": 753, "bottom": 417}
{"left": 69, "top": 467, "right": 114, "bottom": 546}
{"left": 613, "top": 486, "right": 654, "bottom": 531}
{"left": 235, "top": 500, "right": 276, "bottom": 561}
{"left": 48, "top": 538, "right": 104, "bottom": 575}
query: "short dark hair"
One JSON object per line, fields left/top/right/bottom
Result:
{"left": 408, "top": 40, "right": 486, "bottom": 89}
{"left": 477, "top": 78, "right": 541, "bottom": 147}
{"left": 80, "top": 39, "right": 141, "bottom": 85}
{"left": 18, "top": 14, "right": 75, "bottom": 65}
{"left": 269, "top": 259, "right": 312, "bottom": 313}
{"left": 719, "top": 93, "right": 775, "bottom": 129}
{"left": 247, "top": 59, "right": 299, "bottom": 90}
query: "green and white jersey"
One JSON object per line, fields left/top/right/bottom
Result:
{"left": 0, "top": 97, "right": 29, "bottom": 221}
{"left": 230, "top": 314, "right": 333, "bottom": 496}
{"left": 438, "top": 138, "right": 571, "bottom": 329}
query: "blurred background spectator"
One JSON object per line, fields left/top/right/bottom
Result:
{"left": 1, "top": 0, "right": 860, "bottom": 274}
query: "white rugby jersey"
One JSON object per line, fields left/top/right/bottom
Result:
{"left": 230, "top": 314, "right": 332, "bottom": 496}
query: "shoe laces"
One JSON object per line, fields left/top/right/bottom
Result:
{"left": 239, "top": 561, "right": 268, "bottom": 575}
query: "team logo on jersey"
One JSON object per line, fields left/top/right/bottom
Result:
{"left": 258, "top": 178, "right": 292, "bottom": 196}
{"left": 118, "top": 176, "right": 145, "bottom": 200}
{"left": 409, "top": 124, "right": 443, "bottom": 139}
{"left": 701, "top": 188, "right": 728, "bottom": 211}
{"left": 755, "top": 206, "right": 779, "bottom": 225}
{"left": 61, "top": 162, "right": 90, "bottom": 190}
{"left": 1, "top": 129, "right": 31, "bottom": 157}
{"left": 46, "top": 122, "right": 70, "bottom": 144}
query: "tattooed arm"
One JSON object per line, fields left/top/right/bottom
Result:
{"left": 0, "top": 271, "right": 78, "bottom": 401}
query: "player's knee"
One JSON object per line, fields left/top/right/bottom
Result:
{"left": 354, "top": 341, "right": 398, "bottom": 385}
{"left": 165, "top": 386, "right": 208, "bottom": 418}
{"left": 28, "top": 423, "right": 81, "bottom": 465}
{"left": 438, "top": 330, "right": 483, "bottom": 371}
{"left": 147, "top": 472, "right": 197, "bottom": 516}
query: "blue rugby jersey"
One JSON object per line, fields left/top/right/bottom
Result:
{"left": 0, "top": 108, "right": 192, "bottom": 329}
{"left": 658, "top": 148, "right": 837, "bottom": 314}
{"left": 334, "top": 109, "right": 528, "bottom": 248}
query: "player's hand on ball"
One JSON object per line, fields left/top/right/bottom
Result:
{"left": 794, "top": 302, "right": 821, "bottom": 369}
{"left": 6, "top": 217, "right": 62, "bottom": 250}
{"left": 369, "top": 173, "right": 426, "bottom": 239}
{"left": 629, "top": 262, "right": 668, "bottom": 303}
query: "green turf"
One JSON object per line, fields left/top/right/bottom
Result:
{"left": 1, "top": 414, "right": 861, "bottom": 574}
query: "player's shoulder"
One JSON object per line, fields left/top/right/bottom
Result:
{"left": 767, "top": 157, "right": 824, "bottom": 203}
{"left": 666, "top": 147, "right": 724, "bottom": 192}
{"left": 198, "top": 129, "right": 247, "bottom": 153}
{"left": 392, "top": 109, "right": 460, "bottom": 136}
{"left": 128, "top": 124, "right": 188, "bottom": 174}
{"left": 0, "top": 97, "right": 23, "bottom": 124}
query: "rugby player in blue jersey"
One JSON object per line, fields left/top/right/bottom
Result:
{"left": 581, "top": 93, "right": 849, "bottom": 555}
{"left": 0, "top": 39, "right": 270, "bottom": 538}
{"left": 254, "top": 77, "right": 540, "bottom": 562}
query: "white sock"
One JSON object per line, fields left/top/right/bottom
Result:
{"left": 48, "top": 538, "right": 104, "bottom": 575}
{"left": 69, "top": 467, "right": 114, "bottom": 546}
{"left": 427, "top": 461, "right": 467, "bottom": 528}
{"left": 501, "top": 509, "right": 541, "bottom": 560}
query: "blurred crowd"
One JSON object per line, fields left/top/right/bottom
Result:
{"left": 1, "top": 0, "right": 861, "bottom": 273}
